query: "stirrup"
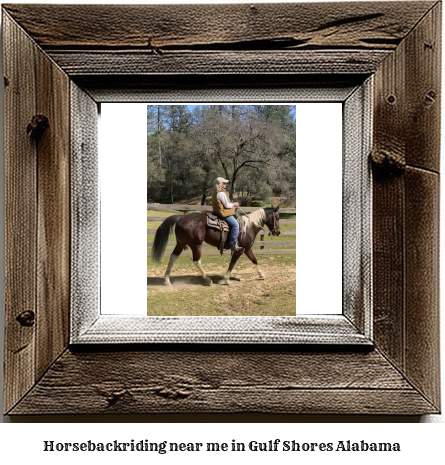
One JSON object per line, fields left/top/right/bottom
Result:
{"left": 231, "top": 244, "right": 244, "bottom": 253}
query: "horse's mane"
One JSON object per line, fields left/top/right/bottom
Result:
{"left": 244, "top": 208, "right": 269, "bottom": 228}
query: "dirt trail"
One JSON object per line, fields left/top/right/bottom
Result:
{"left": 147, "top": 265, "right": 295, "bottom": 311}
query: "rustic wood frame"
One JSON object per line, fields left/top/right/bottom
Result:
{"left": 3, "top": 2, "right": 440, "bottom": 415}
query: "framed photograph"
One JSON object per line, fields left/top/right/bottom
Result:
{"left": 3, "top": 2, "right": 440, "bottom": 415}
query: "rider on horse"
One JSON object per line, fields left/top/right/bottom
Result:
{"left": 212, "top": 177, "right": 243, "bottom": 253}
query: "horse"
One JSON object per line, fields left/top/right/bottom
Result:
{"left": 151, "top": 206, "right": 280, "bottom": 286}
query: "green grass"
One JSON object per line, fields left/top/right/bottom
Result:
{"left": 146, "top": 281, "right": 295, "bottom": 316}
{"left": 147, "top": 254, "right": 296, "bottom": 316}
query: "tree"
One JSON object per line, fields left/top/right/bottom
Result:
{"left": 186, "top": 118, "right": 223, "bottom": 204}
{"left": 203, "top": 105, "right": 290, "bottom": 198}
{"left": 147, "top": 105, "right": 192, "bottom": 202}
{"left": 147, "top": 104, "right": 296, "bottom": 205}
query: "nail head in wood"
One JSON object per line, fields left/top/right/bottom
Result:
{"left": 16, "top": 310, "right": 35, "bottom": 327}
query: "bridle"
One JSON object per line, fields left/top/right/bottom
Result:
{"left": 266, "top": 211, "right": 280, "bottom": 236}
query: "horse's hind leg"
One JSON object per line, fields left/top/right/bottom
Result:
{"left": 191, "top": 245, "right": 213, "bottom": 286}
{"left": 164, "top": 242, "right": 185, "bottom": 286}
{"left": 244, "top": 248, "right": 265, "bottom": 280}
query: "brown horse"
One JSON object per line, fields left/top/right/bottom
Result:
{"left": 151, "top": 207, "right": 280, "bottom": 285}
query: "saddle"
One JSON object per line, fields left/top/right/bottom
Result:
{"left": 206, "top": 212, "right": 230, "bottom": 232}
{"left": 206, "top": 212, "right": 245, "bottom": 255}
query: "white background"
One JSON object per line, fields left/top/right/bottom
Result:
{"left": 99, "top": 104, "right": 147, "bottom": 315}
{"left": 0, "top": 0, "right": 444, "bottom": 459}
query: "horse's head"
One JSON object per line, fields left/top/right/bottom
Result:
{"left": 265, "top": 206, "right": 280, "bottom": 236}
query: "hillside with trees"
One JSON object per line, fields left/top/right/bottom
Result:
{"left": 147, "top": 104, "right": 296, "bottom": 206}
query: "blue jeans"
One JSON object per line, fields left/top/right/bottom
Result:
{"left": 224, "top": 215, "right": 239, "bottom": 247}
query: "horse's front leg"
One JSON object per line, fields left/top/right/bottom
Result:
{"left": 244, "top": 248, "right": 265, "bottom": 280}
{"left": 220, "top": 249, "right": 244, "bottom": 285}
{"left": 191, "top": 245, "right": 213, "bottom": 286}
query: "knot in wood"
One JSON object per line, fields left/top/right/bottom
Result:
{"left": 27, "top": 115, "right": 49, "bottom": 140}
{"left": 16, "top": 310, "right": 35, "bottom": 327}
{"left": 96, "top": 386, "right": 130, "bottom": 405}
{"left": 370, "top": 149, "right": 405, "bottom": 178}
{"left": 154, "top": 386, "right": 191, "bottom": 400}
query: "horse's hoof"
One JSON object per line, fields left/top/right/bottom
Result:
{"left": 164, "top": 279, "right": 172, "bottom": 286}
{"left": 203, "top": 278, "right": 213, "bottom": 286}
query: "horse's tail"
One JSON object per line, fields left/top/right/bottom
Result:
{"left": 151, "top": 215, "right": 181, "bottom": 262}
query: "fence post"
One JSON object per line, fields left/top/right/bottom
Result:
{"left": 260, "top": 233, "right": 264, "bottom": 250}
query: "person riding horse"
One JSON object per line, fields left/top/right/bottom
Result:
{"left": 212, "top": 177, "right": 243, "bottom": 253}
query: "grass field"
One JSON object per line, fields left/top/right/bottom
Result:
{"left": 147, "top": 254, "right": 296, "bottom": 316}
{"left": 147, "top": 208, "right": 296, "bottom": 316}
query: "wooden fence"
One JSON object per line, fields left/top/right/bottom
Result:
{"left": 147, "top": 204, "right": 296, "bottom": 256}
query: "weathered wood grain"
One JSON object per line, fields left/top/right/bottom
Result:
{"left": 342, "top": 81, "right": 373, "bottom": 337}
{"left": 8, "top": 349, "right": 437, "bottom": 415}
{"left": 371, "top": 3, "right": 441, "bottom": 412}
{"left": 3, "top": 11, "right": 72, "bottom": 413}
{"left": 70, "top": 83, "right": 100, "bottom": 339}
{"left": 372, "top": 27, "right": 407, "bottom": 178}
{"left": 47, "top": 50, "right": 391, "bottom": 76}
{"left": 35, "top": 42, "right": 71, "bottom": 381}
{"left": 2, "top": 3, "right": 435, "bottom": 50}
{"left": 372, "top": 176, "right": 405, "bottom": 370}
{"left": 404, "top": 167, "right": 440, "bottom": 409}
{"left": 12, "top": 387, "right": 436, "bottom": 416}
{"left": 372, "top": 1, "right": 441, "bottom": 172}
{"left": 3, "top": 13, "right": 38, "bottom": 414}
{"left": 404, "top": 2, "right": 441, "bottom": 172}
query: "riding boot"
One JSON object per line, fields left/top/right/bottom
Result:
{"left": 231, "top": 242, "right": 244, "bottom": 254}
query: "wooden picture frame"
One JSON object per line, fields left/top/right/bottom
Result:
{"left": 3, "top": 2, "right": 440, "bottom": 415}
